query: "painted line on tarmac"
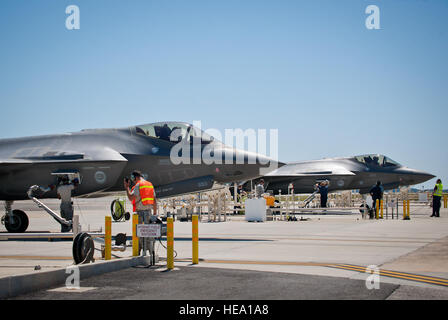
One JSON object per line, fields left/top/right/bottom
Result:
{"left": 328, "top": 263, "right": 448, "bottom": 287}
{"left": 202, "top": 259, "right": 448, "bottom": 288}
{"left": 0, "top": 255, "right": 73, "bottom": 260}
{"left": 202, "top": 259, "right": 331, "bottom": 267}
{"left": 270, "top": 237, "right": 430, "bottom": 244}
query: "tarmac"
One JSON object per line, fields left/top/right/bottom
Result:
{"left": 1, "top": 196, "right": 448, "bottom": 300}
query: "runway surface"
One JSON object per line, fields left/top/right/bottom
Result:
{"left": 1, "top": 196, "right": 448, "bottom": 299}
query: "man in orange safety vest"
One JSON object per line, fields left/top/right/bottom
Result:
{"left": 124, "top": 170, "right": 157, "bottom": 255}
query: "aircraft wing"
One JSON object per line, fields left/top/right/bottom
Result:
{"left": 0, "top": 148, "right": 128, "bottom": 200}
{"left": 0, "top": 148, "right": 128, "bottom": 176}
{"left": 2, "top": 147, "right": 126, "bottom": 162}
{"left": 0, "top": 147, "right": 126, "bottom": 164}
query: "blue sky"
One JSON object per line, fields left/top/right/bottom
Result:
{"left": 0, "top": 0, "right": 446, "bottom": 189}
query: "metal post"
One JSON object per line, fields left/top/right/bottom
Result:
{"left": 407, "top": 199, "right": 411, "bottom": 220}
{"left": 444, "top": 195, "right": 447, "bottom": 209}
{"left": 278, "top": 190, "right": 282, "bottom": 220}
{"left": 363, "top": 199, "right": 367, "bottom": 219}
{"left": 402, "top": 200, "right": 406, "bottom": 219}
{"left": 192, "top": 215, "right": 199, "bottom": 264}
{"left": 391, "top": 201, "right": 393, "bottom": 219}
{"left": 150, "top": 238, "right": 155, "bottom": 265}
{"left": 380, "top": 200, "right": 383, "bottom": 219}
{"left": 386, "top": 198, "right": 388, "bottom": 219}
{"left": 403, "top": 200, "right": 407, "bottom": 220}
{"left": 72, "top": 215, "right": 80, "bottom": 238}
{"left": 234, "top": 183, "right": 237, "bottom": 209}
{"left": 198, "top": 192, "right": 202, "bottom": 221}
{"left": 217, "top": 195, "right": 222, "bottom": 222}
{"left": 167, "top": 217, "right": 174, "bottom": 270}
{"left": 105, "top": 216, "right": 111, "bottom": 260}
{"left": 132, "top": 214, "right": 139, "bottom": 256}
{"left": 396, "top": 197, "right": 399, "bottom": 220}
{"left": 223, "top": 192, "right": 227, "bottom": 222}
{"left": 291, "top": 188, "right": 294, "bottom": 214}
{"left": 207, "top": 196, "right": 211, "bottom": 222}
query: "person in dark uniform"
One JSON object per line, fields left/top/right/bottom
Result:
{"left": 431, "top": 179, "right": 443, "bottom": 217}
{"left": 369, "top": 181, "right": 383, "bottom": 219}
{"left": 317, "top": 181, "right": 329, "bottom": 208}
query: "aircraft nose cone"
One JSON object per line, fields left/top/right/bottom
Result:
{"left": 399, "top": 168, "right": 435, "bottom": 185}
{"left": 234, "top": 149, "right": 283, "bottom": 176}
{"left": 416, "top": 172, "right": 436, "bottom": 184}
{"left": 215, "top": 148, "right": 283, "bottom": 182}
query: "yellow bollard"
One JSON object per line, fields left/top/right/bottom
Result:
{"left": 167, "top": 217, "right": 174, "bottom": 270}
{"left": 105, "top": 216, "right": 111, "bottom": 260}
{"left": 403, "top": 200, "right": 407, "bottom": 220}
{"left": 380, "top": 200, "right": 384, "bottom": 219}
{"left": 132, "top": 214, "right": 139, "bottom": 257}
{"left": 407, "top": 200, "right": 411, "bottom": 219}
{"left": 192, "top": 215, "right": 199, "bottom": 264}
{"left": 375, "top": 199, "right": 379, "bottom": 219}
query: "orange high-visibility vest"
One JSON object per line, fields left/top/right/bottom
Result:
{"left": 130, "top": 186, "right": 137, "bottom": 212}
{"left": 138, "top": 180, "right": 155, "bottom": 205}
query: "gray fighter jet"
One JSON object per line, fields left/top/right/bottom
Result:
{"left": 247, "top": 154, "right": 434, "bottom": 195}
{"left": 0, "top": 121, "right": 279, "bottom": 232}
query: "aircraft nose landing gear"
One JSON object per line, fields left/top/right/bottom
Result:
{"left": 27, "top": 185, "right": 72, "bottom": 231}
{"left": 2, "top": 209, "right": 29, "bottom": 233}
{"left": 1, "top": 201, "right": 29, "bottom": 233}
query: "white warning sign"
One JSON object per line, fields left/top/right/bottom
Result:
{"left": 137, "top": 224, "right": 161, "bottom": 238}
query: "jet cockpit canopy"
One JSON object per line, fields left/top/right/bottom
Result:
{"left": 135, "top": 122, "right": 216, "bottom": 144}
{"left": 354, "top": 154, "right": 401, "bottom": 167}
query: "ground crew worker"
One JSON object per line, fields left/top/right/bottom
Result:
{"left": 255, "top": 179, "right": 265, "bottom": 198}
{"left": 315, "top": 180, "right": 329, "bottom": 208}
{"left": 369, "top": 181, "right": 383, "bottom": 219}
{"left": 56, "top": 176, "right": 79, "bottom": 232}
{"left": 124, "top": 170, "right": 157, "bottom": 255}
{"left": 431, "top": 179, "right": 443, "bottom": 217}
{"left": 233, "top": 185, "right": 247, "bottom": 214}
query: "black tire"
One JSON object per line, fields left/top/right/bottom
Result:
{"left": 115, "top": 233, "right": 127, "bottom": 246}
{"left": 5, "top": 210, "right": 29, "bottom": 233}
{"left": 359, "top": 203, "right": 370, "bottom": 214}
{"left": 110, "top": 199, "right": 124, "bottom": 221}
{"left": 73, "top": 232, "right": 94, "bottom": 264}
{"left": 359, "top": 204, "right": 375, "bottom": 219}
{"left": 72, "top": 232, "right": 83, "bottom": 264}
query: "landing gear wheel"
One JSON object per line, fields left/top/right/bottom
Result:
{"left": 73, "top": 232, "right": 95, "bottom": 264}
{"left": 5, "top": 210, "right": 29, "bottom": 233}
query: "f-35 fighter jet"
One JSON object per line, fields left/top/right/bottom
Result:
{"left": 0, "top": 122, "right": 279, "bottom": 232}
{"left": 246, "top": 154, "right": 434, "bottom": 195}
